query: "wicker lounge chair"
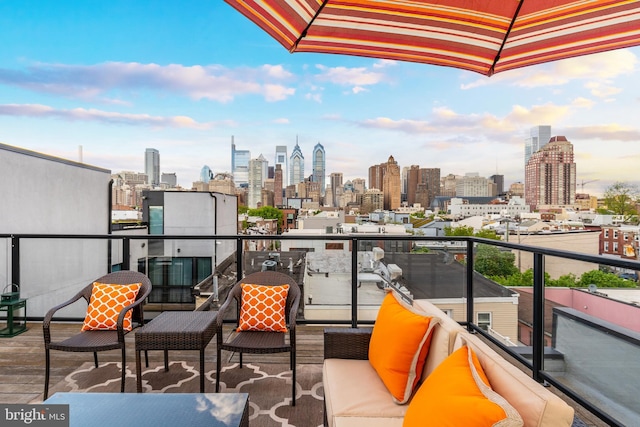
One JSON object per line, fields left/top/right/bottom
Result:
{"left": 43, "top": 270, "right": 152, "bottom": 399}
{"left": 215, "top": 271, "right": 301, "bottom": 405}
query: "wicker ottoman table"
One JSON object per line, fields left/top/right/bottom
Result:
{"left": 135, "top": 311, "right": 217, "bottom": 393}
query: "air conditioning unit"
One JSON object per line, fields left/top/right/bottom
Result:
{"left": 262, "top": 260, "right": 277, "bottom": 271}
{"left": 387, "top": 264, "right": 402, "bottom": 281}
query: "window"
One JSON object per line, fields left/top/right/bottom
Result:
{"left": 624, "top": 233, "right": 629, "bottom": 241}
{"left": 604, "top": 242, "right": 609, "bottom": 252}
{"left": 149, "top": 206, "right": 164, "bottom": 235}
{"left": 477, "top": 312, "right": 492, "bottom": 331}
{"left": 604, "top": 229, "right": 609, "bottom": 238}
{"left": 614, "top": 242, "right": 619, "bottom": 252}
{"left": 614, "top": 230, "right": 618, "bottom": 239}
{"left": 325, "top": 242, "right": 344, "bottom": 250}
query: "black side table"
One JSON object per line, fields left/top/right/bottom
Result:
{"left": 135, "top": 311, "right": 217, "bottom": 392}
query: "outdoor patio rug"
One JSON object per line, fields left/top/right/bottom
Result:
{"left": 41, "top": 361, "right": 324, "bottom": 427}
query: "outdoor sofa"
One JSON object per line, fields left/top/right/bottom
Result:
{"left": 323, "top": 293, "right": 575, "bottom": 427}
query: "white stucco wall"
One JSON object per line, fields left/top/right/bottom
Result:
{"left": 0, "top": 143, "right": 112, "bottom": 317}
{"left": 160, "top": 191, "right": 237, "bottom": 261}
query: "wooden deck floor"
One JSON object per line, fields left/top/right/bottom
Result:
{"left": 0, "top": 321, "right": 325, "bottom": 404}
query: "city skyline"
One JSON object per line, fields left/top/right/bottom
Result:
{"left": 2, "top": 1, "right": 640, "bottom": 196}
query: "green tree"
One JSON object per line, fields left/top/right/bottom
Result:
{"left": 598, "top": 182, "right": 639, "bottom": 221}
{"left": 547, "top": 273, "right": 578, "bottom": 287}
{"left": 444, "top": 225, "right": 475, "bottom": 236}
{"left": 474, "top": 244, "right": 518, "bottom": 278}
{"left": 577, "top": 270, "right": 637, "bottom": 288}
{"left": 444, "top": 225, "right": 500, "bottom": 240}
{"left": 474, "top": 229, "right": 501, "bottom": 240}
{"left": 248, "top": 206, "right": 284, "bottom": 232}
{"left": 238, "top": 205, "right": 250, "bottom": 215}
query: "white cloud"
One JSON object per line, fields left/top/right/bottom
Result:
{"left": 305, "top": 92, "right": 322, "bottom": 103}
{"left": 262, "top": 84, "right": 296, "bottom": 102}
{"left": 460, "top": 49, "right": 638, "bottom": 90}
{"left": 0, "top": 103, "right": 216, "bottom": 129}
{"left": 584, "top": 82, "right": 622, "bottom": 98}
{"left": 260, "top": 64, "right": 294, "bottom": 79}
{"left": 273, "top": 118, "right": 289, "bottom": 124}
{"left": 373, "top": 59, "right": 398, "bottom": 68}
{"left": 0, "top": 62, "right": 297, "bottom": 103}
{"left": 315, "top": 64, "right": 385, "bottom": 86}
{"left": 571, "top": 97, "right": 596, "bottom": 108}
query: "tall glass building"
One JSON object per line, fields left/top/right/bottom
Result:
{"left": 200, "top": 165, "right": 213, "bottom": 183}
{"left": 275, "top": 145, "right": 288, "bottom": 187}
{"left": 524, "top": 125, "right": 551, "bottom": 167}
{"left": 145, "top": 148, "right": 160, "bottom": 186}
{"left": 231, "top": 136, "right": 250, "bottom": 188}
{"left": 289, "top": 141, "right": 304, "bottom": 186}
{"left": 248, "top": 154, "right": 267, "bottom": 208}
{"left": 312, "top": 143, "right": 325, "bottom": 195}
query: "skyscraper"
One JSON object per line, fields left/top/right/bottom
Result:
{"left": 275, "top": 145, "right": 288, "bottom": 186}
{"left": 417, "top": 168, "right": 441, "bottom": 208}
{"left": 289, "top": 140, "right": 304, "bottom": 186}
{"left": 312, "top": 143, "right": 326, "bottom": 195}
{"left": 161, "top": 173, "right": 177, "bottom": 188}
{"left": 274, "top": 164, "right": 283, "bottom": 207}
{"left": 145, "top": 148, "right": 160, "bottom": 186}
{"left": 489, "top": 174, "right": 505, "bottom": 195}
{"left": 231, "top": 136, "right": 250, "bottom": 188}
{"left": 456, "top": 172, "right": 491, "bottom": 197}
{"left": 330, "top": 172, "right": 343, "bottom": 208}
{"left": 352, "top": 178, "right": 366, "bottom": 194}
{"left": 368, "top": 163, "right": 386, "bottom": 191}
{"left": 248, "top": 154, "right": 268, "bottom": 208}
{"left": 525, "top": 136, "right": 576, "bottom": 210}
{"left": 407, "top": 165, "right": 420, "bottom": 205}
{"left": 200, "top": 165, "right": 213, "bottom": 183}
{"left": 524, "top": 125, "right": 552, "bottom": 167}
{"left": 382, "top": 155, "right": 401, "bottom": 210}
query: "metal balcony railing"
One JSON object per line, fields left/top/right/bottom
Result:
{"left": 2, "top": 232, "right": 639, "bottom": 426}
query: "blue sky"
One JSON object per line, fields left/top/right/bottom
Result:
{"left": 1, "top": 0, "right": 639, "bottom": 196}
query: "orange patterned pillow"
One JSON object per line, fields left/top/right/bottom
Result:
{"left": 369, "top": 291, "right": 438, "bottom": 404}
{"left": 237, "top": 283, "right": 290, "bottom": 333}
{"left": 81, "top": 282, "right": 142, "bottom": 331}
{"left": 403, "top": 345, "right": 523, "bottom": 427}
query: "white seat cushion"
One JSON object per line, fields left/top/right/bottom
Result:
{"left": 323, "top": 359, "right": 405, "bottom": 427}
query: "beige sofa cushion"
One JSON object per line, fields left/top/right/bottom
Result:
{"left": 454, "top": 333, "right": 575, "bottom": 427}
{"left": 413, "top": 299, "right": 465, "bottom": 378}
{"left": 323, "top": 359, "right": 405, "bottom": 427}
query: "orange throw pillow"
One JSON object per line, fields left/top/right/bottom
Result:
{"left": 403, "top": 345, "right": 523, "bottom": 427}
{"left": 237, "top": 284, "right": 290, "bottom": 332}
{"left": 81, "top": 282, "right": 142, "bottom": 331}
{"left": 369, "top": 291, "right": 438, "bottom": 404}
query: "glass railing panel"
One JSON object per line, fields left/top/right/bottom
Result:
{"left": 470, "top": 240, "right": 520, "bottom": 342}
{"left": 291, "top": 238, "right": 356, "bottom": 323}
{"left": 401, "top": 239, "right": 467, "bottom": 325}
{"left": 0, "top": 237, "right": 10, "bottom": 290}
{"left": 19, "top": 237, "right": 110, "bottom": 317}
{"left": 540, "top": 255, "right": 640, "bottom": 426}
{"left": 137, "top": 238, "right": 216, "bottom": 305}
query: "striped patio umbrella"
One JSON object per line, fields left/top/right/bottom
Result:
{"left": 224, "top": 0, "right": 640, "bottom": 76}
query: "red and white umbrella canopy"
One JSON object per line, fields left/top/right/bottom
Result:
{"left": 224, "top": 0, "right": 640, "bottom": 76}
